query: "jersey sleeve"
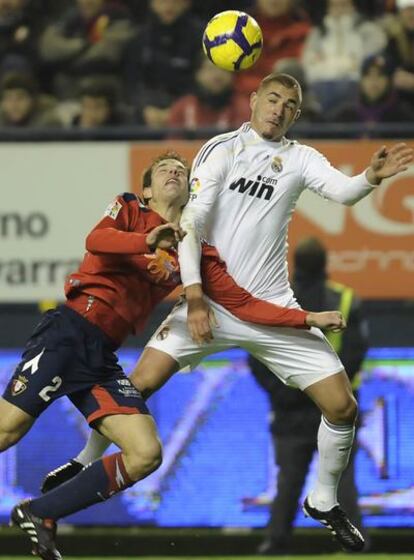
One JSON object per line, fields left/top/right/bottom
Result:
{"left": 86, "top": 194, "right": 151, "bottom": 255}
{"left": 301, "top": 146, "right": 377, "bottom": 205}
{"left": 201, "top": 245, "right": 308, "bottom": 328}
{"left": 178, "top": 138, "right": 232, "bottom": 287}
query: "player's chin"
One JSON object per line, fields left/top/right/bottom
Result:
{"left": 261, "top": 124, "right": 280, "bottom": 140}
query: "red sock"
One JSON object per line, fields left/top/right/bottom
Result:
{"left": 30, "top": 452, "right": 135, "bottom": 520}
{"left": 102, "top": 452, "right": 134, "bottom": 495}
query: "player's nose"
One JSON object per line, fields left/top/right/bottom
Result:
{"left": 273, "top": 102, "right": 284, "bottom": 117}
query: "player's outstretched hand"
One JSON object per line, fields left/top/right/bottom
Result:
{"left": 305, "top": 311, "right": 346, "bottom": 332}
{"left": 187, "top": 296, "right": 219, "bottom": 345}
{"left": 367, "top": 143, "right": 414, "bottom": 184}
{"left": 146, "top": 223, "right": 186, "bottom": 250}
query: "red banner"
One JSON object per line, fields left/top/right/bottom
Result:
{"left": 130, "top": 140, "right": 414, "bottom": 299}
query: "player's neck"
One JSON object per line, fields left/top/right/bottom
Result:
{"left": 150, "top": 201, "right": 181, "bottom": 224}
{"left": 251, "top": 122, "right": 283, "bottom": 143}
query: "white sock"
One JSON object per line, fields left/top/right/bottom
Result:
{"left": 75, "top": 429, "right": 111, "bottom": 466}
{"left": 309, "top": 416, "right": 355, "bottom": 511}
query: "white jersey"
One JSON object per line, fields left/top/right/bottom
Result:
{"left": 179, "top": 123, "right": 376, "bottom": 306}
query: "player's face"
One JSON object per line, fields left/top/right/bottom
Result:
{"left": 150, "top": 159, "right": 189, "bottom": 207}
{"left": 250, "top": 82, "right": 301, "bottom": 141}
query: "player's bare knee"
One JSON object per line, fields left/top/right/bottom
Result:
{"left": 123, "top": 439, "right": 162, "bottom": 480}
{"left": 0, "top": 428, "right": 22, "bottom": 451}
{"left": 325, "top": 395, "right": 358, "bottom": 425}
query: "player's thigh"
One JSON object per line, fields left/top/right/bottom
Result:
{"left": 130, "top": 347, "right": 180, "bottom": 398}
{"left": 246, "top": 325, "right": 344, "bottom": 391}
{"left": 304, "top": 370, "right": 357, "bottom": 424}
{"left": 97, "top": 412, "right": 160, "bottom": 453}
{"left": 146, "top": 303, "right": 233, "bottom": 372}
{"left": 0, "top": 397, "right": 35, "bottom": 450}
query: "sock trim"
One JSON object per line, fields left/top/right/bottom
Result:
{"left": 322, "top": 416, "right": 354, "bottom": 434}
{"left": 102, "top": 452, "right": 133, "bottom": 495}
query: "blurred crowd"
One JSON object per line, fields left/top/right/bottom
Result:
{"left": 0, "top": 0, "right": 413, "bottom": 132}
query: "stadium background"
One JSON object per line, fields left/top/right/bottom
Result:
{"left": 1, "top": 0, "right": 414, "bottom": 556}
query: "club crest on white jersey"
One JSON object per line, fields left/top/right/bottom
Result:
{"left": 271, "top": 156, "right": 283, "bottom": 173}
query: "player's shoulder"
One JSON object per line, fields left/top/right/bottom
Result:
{"left": 193, "top": 124, "right": 247, "bottom": 171}
{"left": 118, "top": 192, "right": 150, "bottom": 211}
{"left": 286, "top": 141, "right": 329, "bottom": 170}
{"left": 104, "top": 192, "right": 149, "bottom": 219}
{"left": 120, "top": 192, "right": 138, "bottom": 203}
{"left": 291, "top": 141, "right": 324, "bottom": 160}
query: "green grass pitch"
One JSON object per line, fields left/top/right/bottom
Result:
{"left": 3, "top": 556, "right": 414, "bottom": 560}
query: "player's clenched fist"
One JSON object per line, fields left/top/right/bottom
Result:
{"left": 146, "top": 223, "right": 186, "bottom": 250}
{"left": 305, "top": 311, "right": 346, "bottom": 332}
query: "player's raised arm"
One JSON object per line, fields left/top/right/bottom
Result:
{"left": 201, "top": 247, "right": 346, "bottom": 331}
{"left": 302, "top": 143, "right": 413, "bottom": 206}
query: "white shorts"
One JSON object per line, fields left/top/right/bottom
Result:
{"left": 147, "top": 298, "right": 344, "bottom": 391}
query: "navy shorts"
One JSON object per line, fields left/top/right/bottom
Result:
{"left": 2, "top": 305, "right": 149, "bottom": 425}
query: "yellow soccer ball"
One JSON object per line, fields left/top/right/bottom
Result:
{"left": 202, "top": 10, "right": 263, "bottom": 72}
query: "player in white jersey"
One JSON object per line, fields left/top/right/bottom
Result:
{"left": 147, "top": 73, "right": 412, "bottom": 551}
{"left": 42, "top": 74, "right": 412, "bottom": 552}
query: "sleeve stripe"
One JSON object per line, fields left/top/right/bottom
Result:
{"left": 193, "top": 138, "right": 218, "bottom": 171}
{"left": 194, "top": 132, "right": 239, "bottom": 171}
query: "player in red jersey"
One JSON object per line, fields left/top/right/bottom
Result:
{"left": 2, "top": 152, "right": 344, "bottom": 560}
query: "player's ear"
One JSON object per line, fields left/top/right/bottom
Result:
{"left": 250, "top": 91, "right": 258, "bottom": 111}
{"left": 294, "top": 108, "right": 301, "bottom": 122}
{"left": 142, "top": 185, "right": 152, "bottom": 203}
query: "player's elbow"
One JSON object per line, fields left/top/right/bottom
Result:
{"left": 334, "top": 195, "right": 359, "bottom": 207}
{"left": 85, "top": 232, "right": 98, "bottom": 254}
{"left": 342, "top": 197, "right": 359, "bottom": 207}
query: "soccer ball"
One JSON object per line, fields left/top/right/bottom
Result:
{"left": 202, "top": 10, "right": 263, "bottom": 72}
